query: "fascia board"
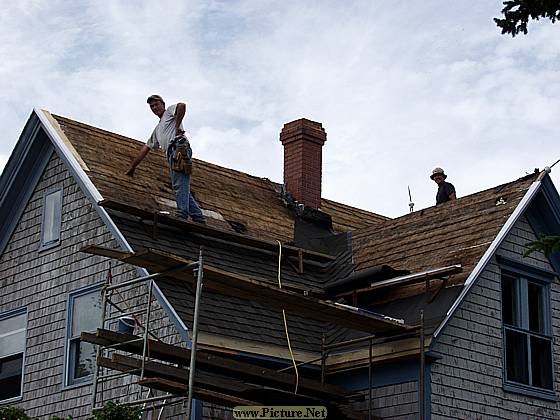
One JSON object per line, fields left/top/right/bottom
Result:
{"left": 0, "top": 115, "right": 52, "bottom": 256}
{"left": 432, "top": 179, "right": 542, "bottom": 339}
{"left": 35, "top": 109, "right": 103, "bottom": 203}
{"left": 0, "top": 113, "right": 41, "bottom": 202}
{"left": 35, "top": 109, "right": 133, "bottom": 253}
{"left": 541, "top": 175, "right": 560, "bottom": 226}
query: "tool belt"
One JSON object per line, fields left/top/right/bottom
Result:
{"left": 172, "top": 143, "right": 193, "bottom": 174}
{"left": 168, "top": 136, "right": 193, "bottom": 175}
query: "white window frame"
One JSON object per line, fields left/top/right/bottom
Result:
{"left": 40, "top": 186, "right": 63, "bottom": 250}
{"left": 0, "top": 308, "right": 27, "bottom": 403}
{"left": 64, "top": 284, "right": 102, "bottom": 388}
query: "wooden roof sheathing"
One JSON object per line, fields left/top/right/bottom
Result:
{"left": 352, "top": 173, "right": 538, "bottom": 289}
{"left": 50, "top": 114, "right": 387, "bottom": 242}
{"left": 39, "top": 110, "right": 544, "bottom": 361}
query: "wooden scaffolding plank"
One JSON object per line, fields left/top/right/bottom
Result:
{"left": 126, "top": 248, "right": 411, "bottom": 334}
{"left": 95, "top": 338, "right": 364, "bottom": 418}
{"left": 80, "top": 245, "right": 411, "bottom": 334}
{"left": 137, "top": 378, "right": 260, "bottom": 407}
{"left": 100, "top": 199, "right": 336, "bottom": 262}
{"left": 82, "top": 330, "right": 188, "bottom": 364}
{"left": 114, "top": 354, "right": 264, "bottom": 394}
{"left": 81, "top": 244, "right": 134, "bottom": 260}
{"left": 83, "top": 329, "right": 348, "bottom": 400}
{"left": 98, "top": 354, "right": 264, "bottom": 396}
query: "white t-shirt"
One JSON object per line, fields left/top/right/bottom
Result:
{"left": 146, "top": 104, "right": 184, "bottom": 151}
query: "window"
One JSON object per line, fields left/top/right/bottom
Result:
{"left": 501, "top": 270, "right": 554, "bottom": 396}
{"left": 40, "top": 187, "right": 63, "bottom": 249}
{"left": 0, "top": 309, "right": 27, "bottom": 402}
{"left": 65, "top": 286, "right": 102, "bottom": 386}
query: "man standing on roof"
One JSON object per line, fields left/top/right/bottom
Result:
{"left": 431, "top": 167, "right": 456, "bottom": 205}
{"left": 125, "top": 95, "right": 206, "bottom": 224}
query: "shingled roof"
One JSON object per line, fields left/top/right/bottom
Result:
{"left": 351, "top": 172, "right": 539, "bottom": 303}
{"left": 48, "top": 113, "right": 387, "bottom": 242}
{"left": 17, "top": 109, "right": 552, "bottom": 365}
{"left": 45, "top": 111, "right": 543, "bottom": 322}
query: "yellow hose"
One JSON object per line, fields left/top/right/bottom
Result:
{"left": 277, "top": 240, "right": 299, "bottom": 394}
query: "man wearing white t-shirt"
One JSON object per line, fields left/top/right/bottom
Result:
{"left": 126, "top": 95, "right": 205, "bottom": 223}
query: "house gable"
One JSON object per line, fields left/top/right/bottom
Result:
{"left": 430, "top": 211, "right": 560, "bottom": 417}
{"left": 434, "top": 173, "right": 559, "bottom": 339}
{"left": 0, "top": 113, "right": 197, "bottom": 417}
{"left": 0, "top": 110, "right": 126, "bottom": 257}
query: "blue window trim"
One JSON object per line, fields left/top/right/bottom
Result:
{"left": 63, "top": 283, "right": 103, "bottom": 388}
{"left": 497, "top": 255, "right": 558, "bottom": 281}
{"left": 39, "top": 186, "right": 63, "bottom": 251}
{"left": 0, "top": 307, "right": 28, "bottom": 405}
{"left": 499, "top": 262, "right": 556, "bottom": 401}
{"left": 503, "top": 383, "right": 557, "bottom": 402}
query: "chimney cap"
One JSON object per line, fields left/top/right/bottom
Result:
{"left": 280, "top": 118, "right": 326, "bottom": 146}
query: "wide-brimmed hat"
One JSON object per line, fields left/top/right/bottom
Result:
{"left": 430, "top": 167, "right": 447, "bottom": 180}
{"left": 147, "top": 94, "right": 164, "bottom": 104}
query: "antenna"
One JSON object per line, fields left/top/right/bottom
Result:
{"left": 408, "top": 185, "right": 414, "bottom": 213}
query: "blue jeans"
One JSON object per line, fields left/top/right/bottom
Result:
{"left": 167, "top": 140, "right": 205, "bottom": 223}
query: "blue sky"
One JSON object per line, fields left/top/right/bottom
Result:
{"left": 1, "top": 1, "right": 559, "bottom": 217}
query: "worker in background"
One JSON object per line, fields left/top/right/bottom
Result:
{"left": 126, "top": 95, "right": 206, "bottom": 224}
{"left": 431, "top": 167, "right": 456, "bottom": 205}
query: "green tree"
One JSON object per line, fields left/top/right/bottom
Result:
{"left": 0, "top": 406, "right": 34, "bottom": 420}
{"left": 88, "top": 402, "right": 142, "bottom": 420}
{"left": 525, "top": 235, "right": 560, "bottom": 257}
{"left": 0, "top": 406, "right": 73, "bottom": 420}
{"left": 495, "top": 0, "right": 560, "bottom": 37}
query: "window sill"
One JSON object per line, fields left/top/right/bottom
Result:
{"left": 504, "top": 382, "right": 557, "bottom": 401}
{"left": 0, "top": 395, "right": 23, "bottom": 406}
{"left": 63, "top": 375, "right": 94, "bottom": 391}
{"left": 38, "top": 240, "right": 61, "bottom": 253}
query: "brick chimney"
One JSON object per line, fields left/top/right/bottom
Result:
{"left": 279, "top": 118, "right": 326, "bottom": 209}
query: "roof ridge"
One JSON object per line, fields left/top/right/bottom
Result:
{"left": 320, "top": 197, "right": 388, "bottom": 220}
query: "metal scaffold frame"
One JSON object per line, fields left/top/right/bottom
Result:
{"left": 90, "top": 248, "right": 205, "bottom": 418}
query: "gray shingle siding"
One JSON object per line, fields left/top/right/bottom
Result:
{"left": 349, "top": 381, "right": 418, "bottom": 419}
{"left": 0, "top": 153, "right": 186, "bottom": 418}
{"left": 430, "top": 215, "right": 560, "bottom": 419}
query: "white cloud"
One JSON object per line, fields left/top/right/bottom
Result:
{"left": 0, "top": 1, "right": 558, "bottom": 217}
{"left": 0, "top": 154, "right": 7, "bottom": 177}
